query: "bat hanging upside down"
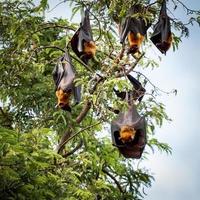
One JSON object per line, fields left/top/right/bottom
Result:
{"left": 119, "top": 125, "right": 136, "bottom": 143}
{"left": 127, "top": 32, "right": 144, "bottom": 54}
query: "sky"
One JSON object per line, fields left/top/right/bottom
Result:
{"left": 40, "top": 0, "right": 200, "bottom": 199}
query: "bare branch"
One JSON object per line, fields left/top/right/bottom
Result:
{"left": 76, "top": 101, "right": 92, "bottom": 123}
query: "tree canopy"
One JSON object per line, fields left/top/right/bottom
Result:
{"left": 0, "top": 0, "right": 199, "bottom": 199}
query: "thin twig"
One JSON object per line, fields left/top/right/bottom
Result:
{"left": 62, "top": 139, "right": 83, "bottom": 158}
{"left": 33, "top": 24, "right": 76, "bottom": 34}
{"left": 69, "top": 53, "right": 94, "bottom": 73}
{"left": 35, "top": 45, "right": 65, "bottom": 53}
{"left": 57, "top": 121, "right": 102, "bottom": 152}
{"left": 116, "top": 53, "right": 145, "bottom": 77}
{"left": 133, "top": 70, "right": 176, "bottom": 95}
{"left": 102, "top": 168, "right": 125, "bottom": 194}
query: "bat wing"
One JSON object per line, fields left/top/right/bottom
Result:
{"left": 120, "top": 5, "right": 151, "bottom": 44}
{"left": 150, "top": 0, "right": 172, "bottom": 53}
{"left": 111, "top": 105, "right": 146, "bottom": 158}
{"left": 52, "top": 56, "right": 65, "bottom": 90}
{"left": 127, "top": 74, "right": 146, "bottom": 101}
{"left": 73, "top": 84, "right": 81, "bottom": 104}
{"left": 71, "top": 9, "right": 93, "bottom": 56}
{"left": 114, "top": 75, "right": 145, "bottom": 102}
{"left": 57, "top": 52, "right": 75, "bottom": 92}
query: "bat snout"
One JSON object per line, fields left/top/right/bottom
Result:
{"left": 128, "top": 45, "right": 139, "bottom": 54}
{"left": 59, "top": 103, "right": 71, "bottom": 112}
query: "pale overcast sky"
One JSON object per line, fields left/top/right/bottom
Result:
{"left": 43, "top": 0, "right": 200, "bottom": 199}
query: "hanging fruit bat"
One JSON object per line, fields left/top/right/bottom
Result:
{"left": 52, "top": 52, "right": 81, "bottom": 112}
{"left": 111, "top": 103, "right": 147, "bottom": 159}
{"left": 150, "top": 0, "right": 172, "bottom": 54}
{"left": 71, "top": 9, "right": 96, "bottom": 64}
{"left": 114, "top": 74, "right": 146, "bottom": 102}
{"left": 119, "top": 5, "right": 151, "bottom": 54}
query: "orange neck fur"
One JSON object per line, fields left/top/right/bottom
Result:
{"left": 83, "top": 41, "right": 96, "bottom": 58}
{"left": 119, "top": 125, "right": 136, "bottom": 143}
{"left": 128, "top": 32, "right": 144, "bottom": 54}
{"left": 56, "top": 89, "right": 71, "bottom": 108}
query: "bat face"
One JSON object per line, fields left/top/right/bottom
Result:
{"left": 56, "top": 89, "right": 72, "bottom": 112}
{"left": 52, "top": 52, "right": 81, "bottom": 112}
{"left": 82, "top": 41, "right": 96, "bottom": 59}
{"left": 111, "top": 105, "right": 146, "bottom": 159}
{"left": 150, "top": 0, "right": 172, "bottom": 54}
{"left": 127, "top": 32, "right": 144, "bottom": 54}
{"left": 119, "top": 125, "right": 136, "bottom": 143}
{"left": 71, "top": 9, "right": 96, "bottom": 64}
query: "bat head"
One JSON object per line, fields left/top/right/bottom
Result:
{"left": 83, "top": 40, "right": 96, "bottom": 58}
{"left": 155, "top": 34, "right": 172, "bottom": 54}
{"left": 56, "top": 89, "right": 72, "bottom": 112}
{"left": 119, "top": 125, "right": 136, "bottom": 143}
{"left": 127, "top": 32, "right": 144, "bottom": 54}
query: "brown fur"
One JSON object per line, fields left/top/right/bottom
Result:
{"left": 119, "top": 125, "right": 136, "bottom": 143}
{"left": 156, "top": 33, "right": 173, "bottom": 53}
{"left": 83, "top": 41, "right": 96, "bottom": 58}
{"left": 56, "top": 89, "right": 71, "bottom": 109}
{"left": 128, "top": 32, "right": 144, "bottom": 54}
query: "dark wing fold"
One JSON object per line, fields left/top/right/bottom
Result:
{"left": 111, "top": 105, "right": 147, "bottom": 159}
{"left": 119, "top": 5, "right": 151, "bottom": 44}
{"left": 114, "top": 74, "right": 145, "bottom": 102}
{"left": 150, "top": 0, "right": 172, "bottom": 54}
{"left": 52, "top": 51, "right": 81, "bottom": 111}
{"left": 70, "top": 9, "right": 95, "bottom": 64}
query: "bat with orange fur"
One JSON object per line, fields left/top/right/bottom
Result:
{"left": 52, "top": 52, "right": 81, "bottom": 112}
{"left": 150, "top": 0, "right": 172, "bottom": 54}
{"left": 111, "top": 104, "right": 146, "bottom": 159}
{"left": 119, "top": 5, "right": 151, "bottom": 54}
{"left": 71, "top": 9, "right": 96, "bottom": 64}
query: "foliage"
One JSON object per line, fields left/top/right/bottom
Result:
{"left": 0, "top": 0, "right": 199, "bottom": 199}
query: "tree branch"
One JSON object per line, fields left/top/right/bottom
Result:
{"left": 62, "top": 139, "right": 83, "bottom": 158}
{"left": 35, "top": 45, "right": 65, "bottom": 52}
{"left": 76, "top": 101, "right": 92, "bottom": 123}
{"left": 102, "top": 168, "right": 125, "bottom": 194}
{"left": 116, "top": 53, "right": 145, "bottom": 77}
{"left": 34, "top": 24, "right": 76, "bottom": 34}
{"left": 57, "top": 121, "right": 102, "bottom": 153}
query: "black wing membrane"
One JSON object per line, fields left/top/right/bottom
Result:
{"left": 52, "top": 52, "right": 75, "bottom": 92}
{"left": 52, "top": 51, "right": 81, "bottom": 111}
{"left": 150, "top": 0, "right": 172, "bottom": 54}
{"left": 70, "top": 8, "right": 96, "bottom": 64}
{"left": 119, "top": 5, "right": 151, "bottom": 54}
{"left": 114, "top": 74, "right": 146, "bottom": 102}
{"left": 111, "top": 104, "right": 146, "bottom": 159}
